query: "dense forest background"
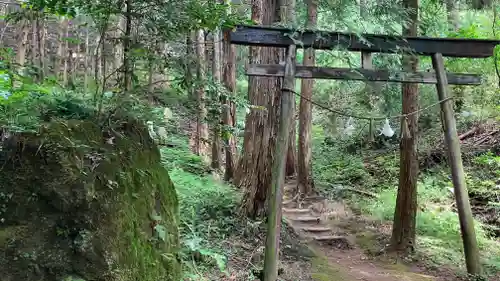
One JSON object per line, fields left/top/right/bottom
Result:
{"left": 0, "top": 0, "right": 499, "bottom": 280}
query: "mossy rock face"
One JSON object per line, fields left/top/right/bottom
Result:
{"left": 0, "top": 117, "right": 180, "bottom": 281}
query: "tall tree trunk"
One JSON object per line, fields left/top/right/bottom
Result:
{"left": 186, "top": 33, "right": 195, "bottom": 101}
{"left": 62, "top": 21, "right": 70, "bottom": 87}
{"left": 222, "top": 1, "right": 238, "bottom": 181}
{"left": 16, "top": 19, "right": 30, "bottom": 67}
{"left": 39, "top": 15, "right": 47, "bottom": 79}
{"left": 160, "top": 43, "right": 171, "bottom": 89}
{"left": 236, "top": 0, "right": 282, "bottom": 218}
{"left": 284, "top": 0, "right": 297, "bottom": 177}
{"left": 297, "top": 0, "right": 317, "bottom": 195}
{"left": 211, "top": 19, "right": 222, "bottom": 170}
{"left": 186, "top": 32, "right": 199, "bottom": 154}
{"left": 99, "top": 24, "right": 107, "bottom": 88}
{"left": 445, "top": 0, "right": 459, "bottom": 31}
{"left": 68, "top": 48, "right": 74, "bottom": 88}
{"left": 84, "top": 26, "right": 90, "bottom": 90}
{"left": 195, "top": 29, "right": 209, "bottom": 158}
{"left": 146, "top": 41, "right": 158, "bottom": 96}
{"left": 30, "top": 16, "right": 36, "bottom": 64}
{"left": 205, "top": 38, "right": 212, "bottom": 77}
{"left": 123, "top": 0, "right": 132, "bottom": 91}
{"left": 147, "top": 53, "right": 155, "bottom": 94}
{"left": 115, "top": 3, "right": 126, "bottom": 84}
{"left": 55, "top": 17, "right": 68, "bottom": 78}
{"left": 390, "top": 0, "right": 419, "bottom": 254}
{"left": 285, "top": 115, "right": 296, "bottom": 176}
{"left": 33, "top": 13, "right": 43, "bottom": 80}
{"left": 31, "top": 14, "right": 42, "bottom": 80}
{"left": 93, "top": 32, "right": 102, "bottom": 85}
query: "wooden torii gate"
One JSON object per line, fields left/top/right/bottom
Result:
{"left": 224, "top": 24, "right": 500, "bottom": 277}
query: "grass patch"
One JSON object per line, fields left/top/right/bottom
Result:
{"left": 311, "top": 255, "right": 349, "bottom": 281}
{"left": 311, "top": 129, "right": 500, "bottom": 275}
{"left": 163, "top": 138, "right": 242, "bottom": 279}
{"left": 161, "top": 144, "right": 209, "bottom": 174}
{"left": 355, "top": 174, "right": 500, "bottom": 274}
{"left": 312, "top": 125, "right": 374, "bottom": 189}
{"left": 169, "top": 168, "right": 240, "bottom": 237}
{"left": 157, "top": 106, "right": 246, "bottom": 279}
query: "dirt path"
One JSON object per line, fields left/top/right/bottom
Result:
{"left": 281, "top": 180, "right": 440, "bottom": 281}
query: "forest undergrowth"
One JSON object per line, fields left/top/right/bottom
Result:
{"left": 1, "top": 0, "right": 499, "bottom": 279}
{"left": 313, "top": 123, "right": 500, "bottom": 276}
{"left": 160, "top": 104, "right": 500, "bottom": 280}
{"left": 162, "top": 133, "right": 317, "bottom": 280}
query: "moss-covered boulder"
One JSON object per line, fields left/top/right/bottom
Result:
{"left": 0, "top": 117, "right": 180, "bottom": 281}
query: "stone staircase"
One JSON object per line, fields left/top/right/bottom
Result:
{"left": 282, "top": 180, "right": 353, "bottom": 249}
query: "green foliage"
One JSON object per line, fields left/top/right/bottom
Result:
{"left": 161, "top": 142, "right": 210, "bottom": 175}
{"left": 313, "top": 143, "right": 369, "bottom": 186}
{"left": 473, "top": 152, "right": 500, "bottom": 173}
{"left": 0, "top": 110, "right": 181, "bottom": 280}
{"left": 169, "top": 167, "right": 241, "bottom": 278}
{"left": 450, "top": 152, "right": 500, "bottom": 216}
{"left": 171, "top": 168, "right": 240, "bottom": 237}
{"left": 311, "top": 125, "right": 401, "bottom": 191}
{"left": 356, "top": 173, "right": 500, "bottom": 273}
{"left": 155, "top": 113, "right": 244, "bottom": 277}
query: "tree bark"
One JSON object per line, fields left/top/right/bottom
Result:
{"left": 211, "top": 20, "right": 223, "bottom": 170}
{"left": 30, "top": 15, "right": 36, "bottom": 65}
{"left": 186, "top": 32, "right": 199, "bottom": 154}
{"left": 68, "top": 47, "right": 74, "bottom": 88}
{"left": 195, "top": 29, "right": 209, "bottom": 158}
{"left": 99, "top": 27, "right": 107, "bottom": 87}
{"left": 31, "top": 14, "right": 43, "bottom": 81}
{"left": 222, "top": 0, "right": 241, "bottom": 182}
{"left": 84, "top": 23, "right": 90, "bottom": 90}
{"left": 236, "top": 0, "right": 283, "bottom": 218}
{"left": 297, "top": 0, "right": 317, "bottom": 196}
{"left": 38, "top": 15, "right": 47, "bottom": 79}
{"left": 222, "top": 21, "right": 238, "bottom": 181}
{"left": 115, "top": 3, "right": 127, "bottom": 85}
{"left": 285, "top": 114, "right": 296, "bottom": 176}
{"left": 186, "top": 33, "right": 195, "bottom": 101}
{"left": 284, "top": 0, "right": 297, "bottom": 178}
{"left": 390, "top": 0, "right": 419, "bottom": 254}
{"left": 123, "top": 0, "right": 132, "bottom": 91}
{"left": 63, "top": 20, "right": 70, "bottom": 86}
{"left": 55, "top": 17, "right": 69, "bottom": 79}
{"left": 16, "top": 19, "right": 30, "bottom": 67}
{"left": 147, "top": 50, "right": 155, "bottom": 94}
{"left": 93, "top": 30, "right": 103, "bottom": 85}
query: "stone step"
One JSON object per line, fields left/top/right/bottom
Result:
{"left": 282, "top": 208, "right": 310, "bottom": 215}
{"left": 299, "top": 226, "right": 332, "bottom": 233}
{"left": 289, "top": 216, "right": 321, "bottom": 223}
{"left": 313, "top": 235, "right": 345, "bottom": 241}
{"left": 302, "top": 195, "right": 326, "bottom": 202}
{"left": 313, "top": 235, "right": 353, "bottom": 249}
{"left": 282, "top": 199, "right": 296, "bottom": 208}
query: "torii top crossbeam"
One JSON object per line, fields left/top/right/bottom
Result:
{"left": 226, "top": 25, "right": 500, "bottom": 58}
